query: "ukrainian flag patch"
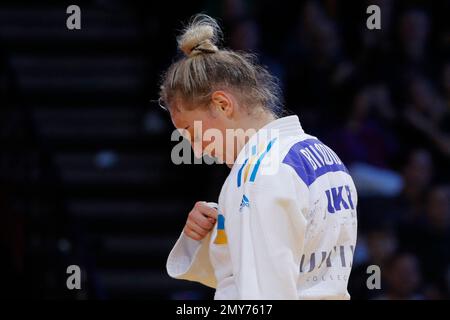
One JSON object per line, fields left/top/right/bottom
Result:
{"left": 213, "top": 214, "right": 228, "bottom": 245}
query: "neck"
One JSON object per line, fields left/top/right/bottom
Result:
{"left": 226, "top": 111, "right": 276, "bottom": 168}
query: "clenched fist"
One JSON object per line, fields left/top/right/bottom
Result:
{"left": 184, "top": 201, "right": 218, "bottom": 241}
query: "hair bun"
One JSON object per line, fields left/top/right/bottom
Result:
{"left": 177, "top": 14, "right": 221, "bottom": 57}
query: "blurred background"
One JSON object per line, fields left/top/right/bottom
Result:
{"left": 0, "top": 0, "right": 448, "bottom": 299}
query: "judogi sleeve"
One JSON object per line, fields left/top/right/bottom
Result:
{"left": 166, "top": 202, "right": 218, "bottom": 288}
{"left": 166, "top": 231, "right": 217, "bottom": 288}
{"left": 231, "top": 164, "right": 308, "bottom": 299}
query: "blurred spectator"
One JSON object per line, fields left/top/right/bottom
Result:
{"left": 401, "top": 75, "right": 450, "bottom": 159}
{"left": 354, "top": 148, "right": 433, "bottom": 234}
{"left": 399, "top": 9, "right": 430, "bottom": 65}
{"left": 326, "top": 84, "right": 402, "bottom": 197}
{"left": 398, "top": 186, "right": 450, "bottom": 297}
{"left": 228, "top": 17, "right": 286, "bottom": 90}
{"left": 349, "top": 225, "right": 398, "bottom": 299}
{"left": 283, "top": 1, "right": 352, "bottom": 132}
{"left": 328, "top": 85, "right": 398, "bottom": 168}
{"left": 374, "top": 252, "right": 424, "bottom": 300}
{"left": 393, "top": 148, "right": 434, "bottom": 223}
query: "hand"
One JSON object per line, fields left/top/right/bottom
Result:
{"left": 183, "top": 201, "right": 218, "bottom": 241}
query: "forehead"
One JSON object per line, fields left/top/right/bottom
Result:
{"left": 169, "top": 100, "right": 201, "bottom": 128}
{"left": 167, "top": 94, "right": 193, "bottom": 113}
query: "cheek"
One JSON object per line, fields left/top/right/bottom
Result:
{"left": 201, "top": 121, "right": 227, "bottom": 156}
{"left": 200, "top": 124, "right": 217, "bottom": 148}
{"left": 169, "top": 109, "right": 182, "bottom": 126}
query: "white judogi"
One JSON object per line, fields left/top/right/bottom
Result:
{"left": 167, "top": 115, "right": 358, "bottom": 300}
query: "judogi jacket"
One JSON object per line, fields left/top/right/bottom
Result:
{"left": 167, "top": 115, "right": 358, "bottom": 300}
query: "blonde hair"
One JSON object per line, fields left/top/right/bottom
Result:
{"left": 159, "top": 14, "right": 282, "bottom": 116}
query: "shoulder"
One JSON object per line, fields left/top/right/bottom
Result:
{"left": 234, "top": 133, "right": 349, "bottom": 190}
{"left": 281, "top": 136, "right": 349, "bottom": 187}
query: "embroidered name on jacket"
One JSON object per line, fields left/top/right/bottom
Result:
{"left": 282, "top": 138, "right": 349, "bottom": 187}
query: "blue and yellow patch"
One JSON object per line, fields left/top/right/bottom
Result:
{"left": 213, "top": 214, "right": 228, "bottom": 245}
{"left": 237, "top": 138, "right": 277, "bottom": 188}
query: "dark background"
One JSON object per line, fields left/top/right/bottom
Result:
{"left": 0, "top": 0, "right": 449, "bottom": 299}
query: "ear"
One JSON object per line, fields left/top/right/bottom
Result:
{"left": 211, "top": 91, "right": 234, "bottom": 118}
